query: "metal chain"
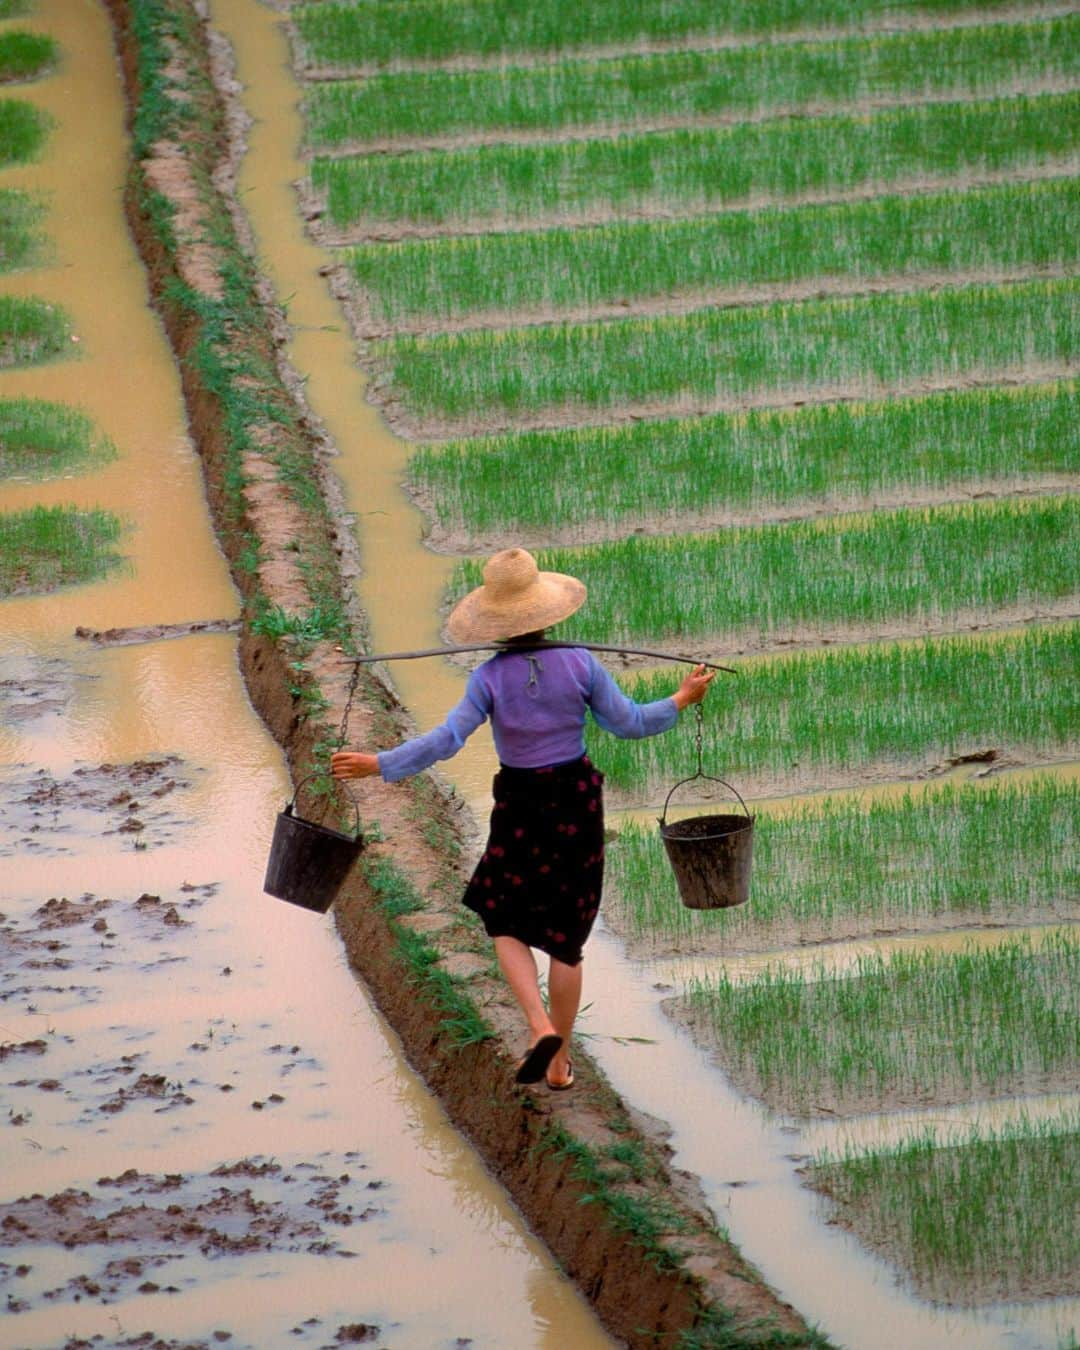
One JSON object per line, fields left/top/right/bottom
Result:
{"left": 337, "top": 657, "right": 361, "bottom": 749}
{"left": 694, "top": 699, "right": 705, "bottom": 779}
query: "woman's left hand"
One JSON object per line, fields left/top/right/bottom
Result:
{"left": 331, "top": 751, "right": 380, "bottom": 780}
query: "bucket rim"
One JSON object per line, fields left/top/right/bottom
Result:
{"left": 659, "top": 811, "right": 754, "bottom": 843}
{"left": 281, "top": 803, "right": 363, "bottom": 846}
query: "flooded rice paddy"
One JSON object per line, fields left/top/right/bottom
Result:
{"left": 210, "top": 1, "right": 1079, "bottom": 1347}
{"left": 0, "top": 2, "right": 614, "bottom": 1345}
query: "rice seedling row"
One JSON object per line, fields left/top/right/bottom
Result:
{"left": 292, "top": 0, "right": 1024, "bottom": 71}
{"left": 0, "top": 1, "right": 29, "bottom": 18}
{"left": 345, "top": 177, "right": 1080, "bottom": 330}
{"left": 0, "top": 97, "right": 49, "bottom": 168}
{"left": 0, "top": 505, "right": 125, "bottom": 597}
{"left": 0, "top": 399, "right": 115, "bottom": 480}
{"left": 374, "top": 277, "right": 1078, "bottom": 427}
{"left": 674, "top": 931, "right": 1079, "bottom": 1116}
{"left": 412, "top": 380, "right": 1080, "bottom": 539}
{"left": 0, "top": 30, "right": 56, "bottom": 84}
{"left": 806, "top": 1113, "right": 1080, "bottom": 1304}
{"left": 312, "top": 92, "right": 1079, "bottom": 235}
{"left": 590, "top": 624, "right": 1079, "bottom": 797}
{"left": 605, "top": 776, "right": 1079, "bottom": 952}
{"left": 305, "top": 16, "right": 1080, "bottom": 151}
{"left": 0, "top": 295, "right": 72, "bottom": 368}
{"left": 452, "top": 496, "right": 1079, "bottom": 646}
{"left": 0, "top": 187, "right": 44, "bottom": 273}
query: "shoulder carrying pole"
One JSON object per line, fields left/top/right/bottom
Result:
{"left": 341, "top": 638, "right": 736, "bottom": 674}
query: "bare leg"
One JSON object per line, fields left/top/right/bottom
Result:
{"left": 494, "top": 936, "right": 556, "bottom": 1046}
{"left": 546, "top": 956, "right": 582, "bottom": 1086}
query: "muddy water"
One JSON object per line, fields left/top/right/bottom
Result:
{"left": 208, "top": 3, "right": 1079, "bottom": 1347}
{"left": 0, "top": 3, "right": 613, "bottom": 1346}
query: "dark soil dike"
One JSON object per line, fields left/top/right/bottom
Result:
{"left": 103, "top": 2, "right": 825, "bottom": 1343}
{"left": 74, "top": 619, "right": 240, "bottom": 646}
{"left": 0, "top": 757, "right": 195, "bottom": 856}
{"left": 0, "top": 657, "right": 93, "bottom": 724}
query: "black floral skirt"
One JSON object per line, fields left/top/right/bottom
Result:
{"left": 462, "top": 754, "right": 604, "bottom": 966}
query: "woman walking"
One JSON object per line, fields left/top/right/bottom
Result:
{"left": 332, "top": 548, "right": 713, "bottom": 1089}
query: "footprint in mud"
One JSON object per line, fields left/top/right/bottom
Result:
{"left": 0, "top": 757, "right": 198, "bottom": 857}
{"left": 0, "top": 1155, "right": 387, "bottom": 1323}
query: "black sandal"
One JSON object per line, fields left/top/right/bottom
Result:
{"left": 514, "top": 1034, "right": 562, "bottom": 1085}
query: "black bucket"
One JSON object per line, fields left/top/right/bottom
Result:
{"left": 263, "top": 775, "right": 364, "bottom": 913}
{"left": 658, "top": 776, "right": 753, "bottom": 910}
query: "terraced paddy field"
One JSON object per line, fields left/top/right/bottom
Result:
{"left": 286, "top": 0, "right": 1079, "bottom": 1340}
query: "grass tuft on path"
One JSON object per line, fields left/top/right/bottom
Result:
{"left": 0, "top": 505, "right": 126, "bottom": 597}
{"left": 0, "top": 399, "right": 115, "bottom": 480}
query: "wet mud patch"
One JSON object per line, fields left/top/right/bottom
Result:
{"left": 0, "top": 656, "right": 93, "bottom": 725}
{"left": 0, "top": 1154, "right": 383, "bottom": 1319}
{"left": 0, "top": 757, "right": 197, "bottom": 856}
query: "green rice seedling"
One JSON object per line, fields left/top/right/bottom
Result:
{"left": 605, "top": 776, "right": 1078, "bottom": 950}
{"left": 0, "top": 399, "right": 115, "bottom": 480}
{"left": 347, "top": 178, "right": 1080, "bottom": 328}
{"left": 0, "top": 187, "right": 45, "bottom": 272}
{"left": 374, "top": 277, "right": 1079, "bottom": 426}
{"left": 0, "top": 505, "right": 126, "bottom": 596}
{"left": 312, "top": 92, "right": 1080, "bottom": 234}
{"left": 0, "top": 1, "right": 29, "bottom": 17}
{"left": 452, "top": 496, "right": 1080, "bottom": 645}
{"left": 807, "top": 1113, "right": 1080, "bottom": 1304}
{"left": 305, "top": 16, "right": 1080, "bottom": 149}
{"left": 412, "top": 380, "right": 1080, "bottom": 538}
{"left": 590, "top": 624, "right": 1079, "bottom": 796}
{"left": 0, "top": 97, "right": 49, "bottom": 166}
{"left": 0, "top": 31, "right": 58, "bottom": 83}
{"left": 293, "top": 0, "right": 1010, "bottom": 70}
{"left": 678, "top": 932, "right": 1079, "bottom": 1115}
{"left": 0, "top": 295, "right": 72, "bottom": 367}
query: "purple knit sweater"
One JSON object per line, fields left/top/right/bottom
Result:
{"left": 377, "top": 647, "right": 677, "bottom": 782}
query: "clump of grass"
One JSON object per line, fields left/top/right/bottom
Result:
{"left": 374, "top": 277, "right": 1078, "bottom": 427}
{"left": 0, "top": 187, "right": 45, "bottom": 272}
{"left": 678, "top": 932, "right": 1079, "bottom": 1115}
{"left": 306, "top": 16, "right": 1079, "bottom": 149}
{"left": 293, "top": 0, "right": 1007, "bottom": 69}
{"left": 806, "top": 1113, "right": 1080, "bottom": 1305}
{"left": 0, "top": 31, "right": 58, "bottom": 83}
{"left": 348, "top": 178, "right": 1080, "bottom": 329}
{"left": 0, "top": 399, "right": 115, "bottom": 480}
{"left": 412, "top": 380, "right": 1079, "bottom": 538}
{"left": 593, "top": 624, "right": 1079, "bottom": 797}
{"left": 313, "top": 92, "right": 1079, "bottom": 234}
{"left": 0, "top": 505, "right": 126, "bottom": 597}
{"left": 0, "top": 96, "right": 50, "bottom": 166}
{"left": 451, "top": 496, "right": 1079, "bottom": 646}
{"left": 606, "top": 776, "right": 1078, "bottom": 951}
{"left": 0, "top": 295, "right": 73, "bottom": 367}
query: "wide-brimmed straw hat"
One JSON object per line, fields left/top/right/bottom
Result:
{"left": 447, "top": 547, "right": 586, "bottom": 642}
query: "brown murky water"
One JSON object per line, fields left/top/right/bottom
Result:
{"left": 0, "top": 3, "right": 614, "bottom": 1346}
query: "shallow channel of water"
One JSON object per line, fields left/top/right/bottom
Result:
{"left": 199, "top": 3, "right": 1079, "bottom": 1347}
{"left": 0, "top": 3, "right": 614, "bottom": 1345}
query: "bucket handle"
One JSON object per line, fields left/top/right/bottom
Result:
{"left": 659, "top": 774, "right": 751, "bottom": 829}
{"left": 288, "top": 772, "right": 362, "bottom": 841}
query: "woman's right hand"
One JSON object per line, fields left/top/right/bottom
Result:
{"left": 672, "top": 664, "right": 716, "bottom": 711}
{"left": 331, "top": 751, "right": 380, "bottom": 780}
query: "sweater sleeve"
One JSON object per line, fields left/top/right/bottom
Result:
{"left": 377, "top": 669, "right": 491, "bottom": 782}
{"left": 586, "top": 653, "right": 678, "bottom": 740}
